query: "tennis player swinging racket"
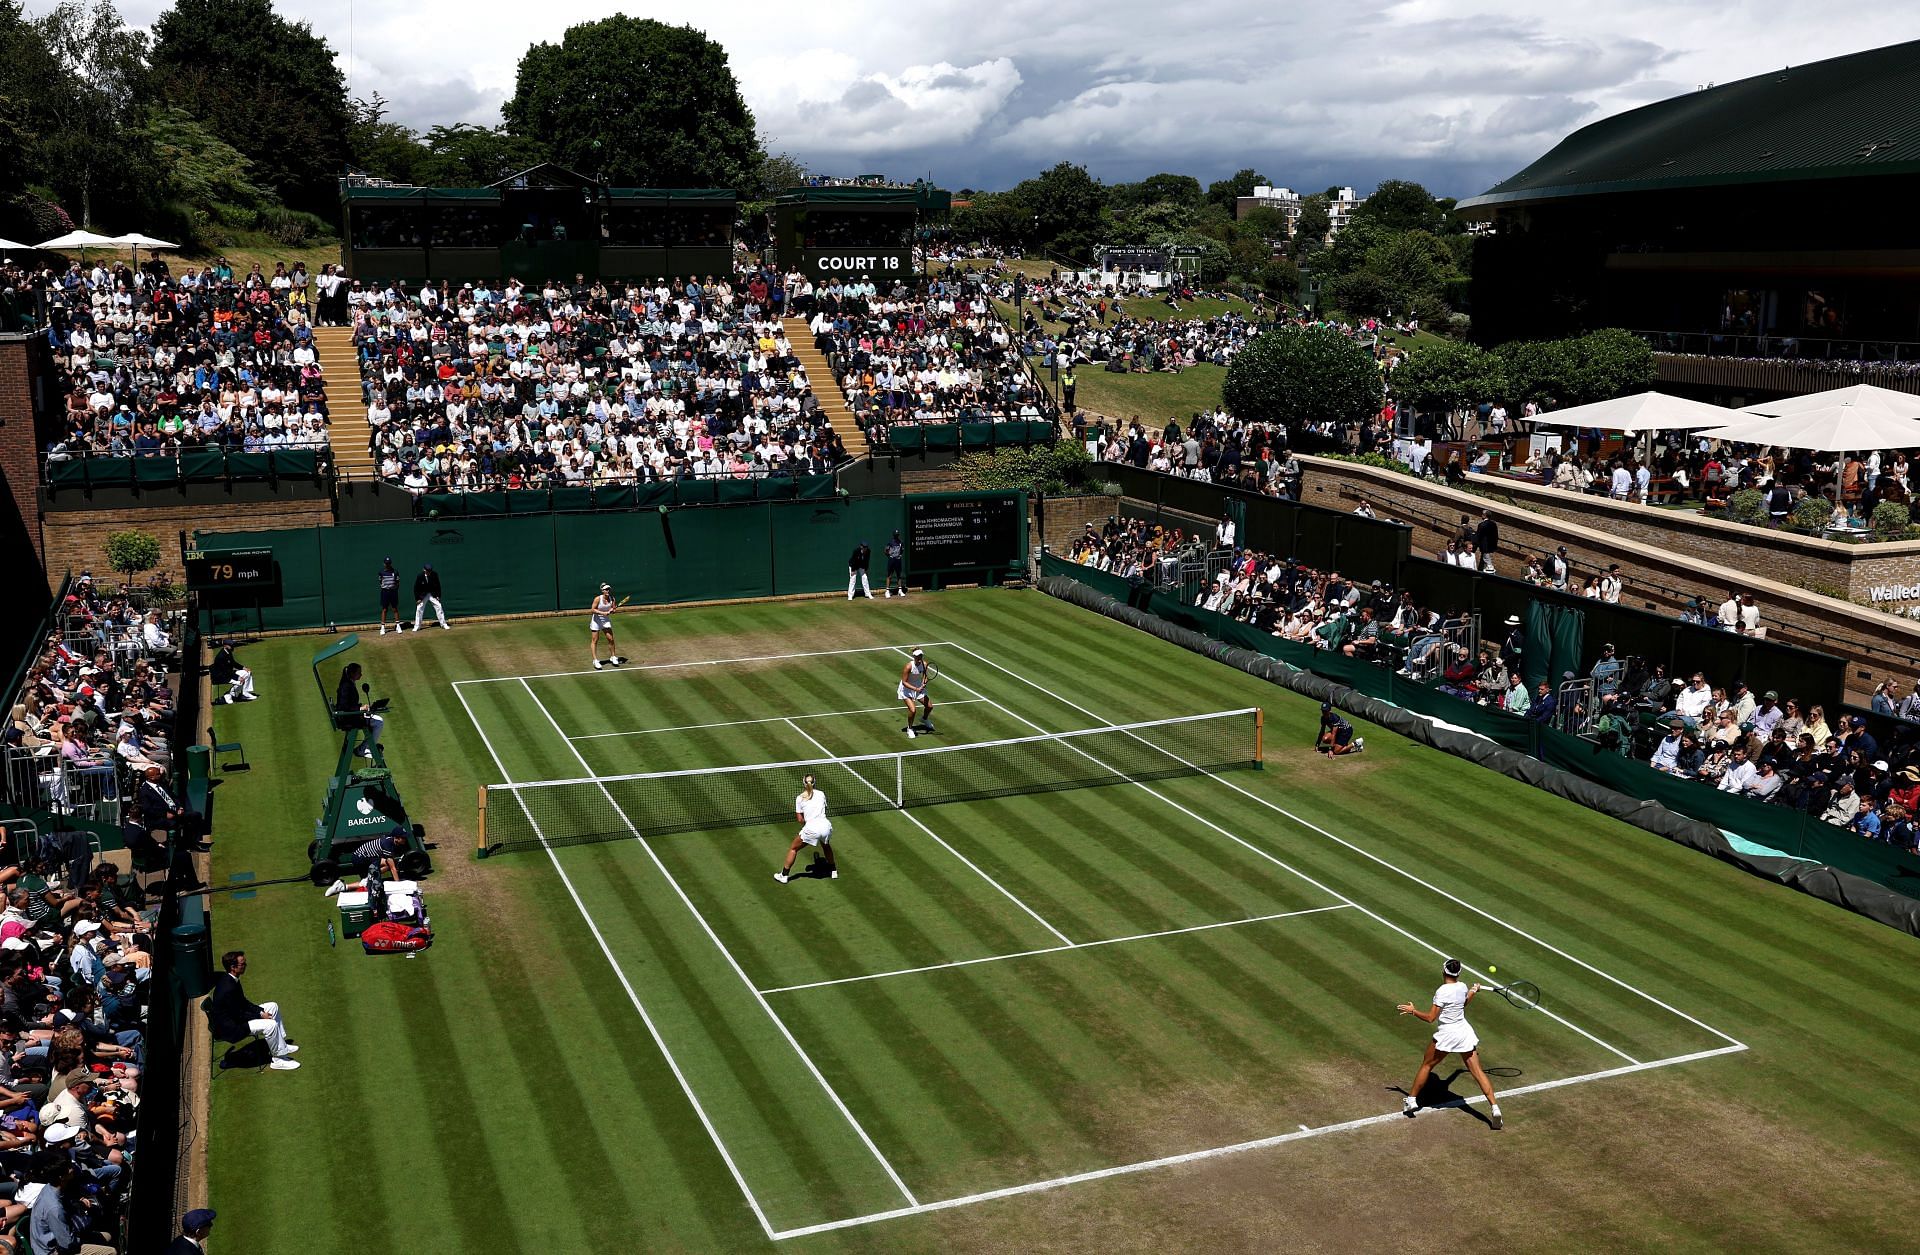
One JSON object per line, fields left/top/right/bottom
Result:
{"left": 1397, "top": 957, "right": 1504, "bottom": 1129}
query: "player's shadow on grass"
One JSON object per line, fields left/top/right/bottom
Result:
{"left": 1388, "top": 1067, "right": 1521, "bottom": 1128}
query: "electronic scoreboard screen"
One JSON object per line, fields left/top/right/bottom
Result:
{"left": 905, "top": 492, "right": 1025, "bottom": 573}
{"left": 185, "top": 547, "right": 278, "bottom": 593}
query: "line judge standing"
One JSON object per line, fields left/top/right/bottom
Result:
{"left": 848, "top": 541, "right": 874, "bottom": 600}
{"left": 412, "top": 562, "right": 449, "bottom": 631}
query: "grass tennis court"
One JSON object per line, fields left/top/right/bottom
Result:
{"left": 205, "top": 588, "right": 1920, "bottom": 1252}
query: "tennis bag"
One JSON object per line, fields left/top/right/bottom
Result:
{"left": 360, "top": 920, "right": 433, "bottom": 955}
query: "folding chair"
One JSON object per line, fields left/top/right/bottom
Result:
{"left": 207, "top": 724, "right": 249, "bottom": 772}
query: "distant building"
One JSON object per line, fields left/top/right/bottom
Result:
{"left": 1234, "top": 184, "right": 1364, "bottom": 245}
{"left": 1459, "top": 38, "right": 1920, "bottom": 397}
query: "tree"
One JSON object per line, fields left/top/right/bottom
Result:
{"left": 1353, "top": 179, "right": 1443, "bottom": 234}
{"left": 505, "top": 17, "right": 758, "bottom": 190}
{"left": 1255, "top": 258, "right": 1300, "bottom": 300}
{"left": 1223, "top": 326, "right": 1384, "bottom": 431}
{"left": 346, "top": 94, "right": 430, "bottom": 185}
{"left": 1206, "top": 168, "right": 1266, "bottom": 208}
{"left": 750, "top": 150, "right": 808, "bottom": 198}
{"left": 1005, "top": 161, "right": 1105, "bottom": 258}
{"left": 951, "top": 192, "right": 1026, "bottom": 246}
{"left": 1236, "top": 206, "right": 1291, "bottom": 241}
{"left": 1293, "top": 194, "right": 1331, "bottom": 254}
{"left": 1326, "top": 270, "right": 1395, "bottom": 318}
{"left": 1110, "top": 172, "right": 1201, "bottom": 214}
{"left": 151, "top": 0, "right": 349, "bottom": 218}
{"left": 1564, "top": 327, "right": 1655, "bottom": 404}
{"left": 104, "top": 529, "right": 161, "bottom": 587}
{"left": 416, "top": 124, "right": 548, "bottom": 187}
{"left": 1390, "top": 341, "right": 1506, "bottom": 417}
{"left": 1495, "top": 338, "right": 1578, "bottom": 408}
{"left": 31, "top": 0, "right": 149, "bottom": 227}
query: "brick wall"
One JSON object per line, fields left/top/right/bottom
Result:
{"left": 0, "top": 335, "right": 42, "bottom": 567}
{"left": 42, "top": 500, "right": 334, "bottom": 590}
{"left": 1030, "top": 493, "right": 1122, "bottom": 553}
{"left": 1298, "top": 455, "right": 1920, "bottom": 702}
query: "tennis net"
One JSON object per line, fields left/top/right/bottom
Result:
{"left": 477, "top": 707, "right": 1263, "bottom": 855}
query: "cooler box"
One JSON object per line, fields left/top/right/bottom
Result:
{"left": 337, "top": 891, "right": 374, "bottom": 940}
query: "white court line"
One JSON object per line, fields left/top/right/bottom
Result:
{"left": 455, "top": 641, "right": 954, "bottom": 686}
{"left": 780, "top": 718, "right": 1076, "bottom": 947}
{"left": 768, "top": 1042, "right": 1749, "bottom": 1241}
{"left": 517, "top": 680, "right": 920, "bottom": 1208}
{"left": 571, "top": 698, "right": 990, "bottom": 741}
{"left": 916, "top": 649, "right": 1643, "bottom": 1067}
{"left": 948, "top": 641, "right": 1748, "bottom": 1052}
{"left": 450, "top": 683, "right": 779, "bottom": 1242}
{"left": 761, "top": 904, "right": 1354, "bottom": 995}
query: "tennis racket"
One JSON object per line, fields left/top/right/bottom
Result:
{"left": 616, "top": 595, "right": 632, "bottom": 608}
{"left": 1483, "top": 978, "right": 1541, "bottom": 1010}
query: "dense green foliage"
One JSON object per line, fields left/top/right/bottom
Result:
{"left": 955, "top": 440, "right": 1092, "bottom": 494}
{"left": 1790, "top": 497, "right": 1833, "bottom": 532}
{"left": 1494, "top": 328, "right": 1655, "bottom": 408}
{"left": 103, "top": 528, "right": 160, "bottom": 579}
{"left": 1222, "top": 326, "right": 1384, "bottom": 430}
{"left": 1871, "top": 501, "right": 1912, "bottom": 541}
{"left": 504, "top": 17, "right": 759, "bottom": 189}
{"left": 1389, "top": 340, "right": 1507, "bottom": 414}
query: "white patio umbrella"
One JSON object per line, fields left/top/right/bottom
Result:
{"left": 0, "top": 238, "right": 30, "bottom": 252}
{"left": 1737, "top": 382, "right": 1920, "bottom": 423}
{"left": 1695, "top": 406, "right": 1920, "bottom": 453}
{"left": 1535, "top": 391, "right": 1738, "bottom": 433}
{"left": 107, "top": 232, "right": 178, "bottom": 265}
{"left": 35, "top": 229, "right": 118, "bottom": 252}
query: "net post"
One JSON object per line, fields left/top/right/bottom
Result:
{"left": 476, "top": 786, "right": 489, "bottom": 859}
{"left": 895, "top": 753, "right": 904, "bottom": 808}
{"left": 1254, "top": 708, "right": 1264, "bottom": 768}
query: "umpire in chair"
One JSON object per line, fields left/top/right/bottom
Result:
{"left": 334, "top": 662, "right": 384, "bottom": 759}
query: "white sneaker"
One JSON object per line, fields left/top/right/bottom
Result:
{"left": 378, "top": 626, "right": 386, "bottom": 636}
{"left": 440, "top": 623, "right": 450, "bottom": 630}
{"left": 884, "top": 591, "right": 893, "bottom": 598}
{"left": 1488, "top": 1105, "right": 1503, "bottom": 1130}
{"left": 611, "top": 656, "right": 626, "bottom": 665}
{"left": 268, "top": 1058, "right": 301, "bottom": 1071}
{"left": 323, "top": 879, "right": 345, "bottom": 898}
{"left": 1402, "top": 1096, "right": 1418, "bottom": 1118}
{"left": 593, "top": 660, "right": 605, "bottom": 670}
{"left": 279, "top": 1043, "right": 300, "bottom": 1056}
{"left": 829, "top": 870, "right": 839, "bottom": 879}
{"left": 1354, "top": 738, "right": 1366, "bottom": 751}
{"left": 905, "top": 727, "right": 916, "bottom": 739}
{"left": 773, "top": 871, "right": 789, "bottom": 884}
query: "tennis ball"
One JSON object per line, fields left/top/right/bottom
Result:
{"left": 1488, "top": 965, "right": 1497, "bottom": 974}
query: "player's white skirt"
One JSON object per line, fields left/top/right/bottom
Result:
{"left": 1433, "top": 1021, "right": 1479, "bottom": 1054}
{"left": 898, "top": 683, "right": 926, "bottom": 702}
{"left": 590, "top": 614, "right": 612, "bottom": 633}
{"left": 800, "top": 821, "right": 833, "bottom": 846}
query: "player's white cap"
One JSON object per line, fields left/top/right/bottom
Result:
{"left": 911, "top": 648, "right": 924, "bottom": 657}
{"left": 600, "top": 583, "right": 610, "bottom": 591}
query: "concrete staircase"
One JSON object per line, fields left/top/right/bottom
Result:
{"left": 314, "top": 326, "right": 375, "bottom": 481}
{"left": 783, "top": 316, "right": 861, "bottom": 452}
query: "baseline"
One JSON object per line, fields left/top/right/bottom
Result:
{"left": 767, "top": 1042, "right": 1749, "bottom": 1241}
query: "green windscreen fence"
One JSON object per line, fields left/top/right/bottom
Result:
{"left": 195, "top": 497, "right": 909, "bottom": 631}
{"left": 45, "top": 448, "right": 325, "bottom": 491}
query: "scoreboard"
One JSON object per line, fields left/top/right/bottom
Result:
{"left": 905, "top": 492, "right": 1026, "bottom": 576}
{"left": 184, "top": 545, "right": 281, "bottom": 608}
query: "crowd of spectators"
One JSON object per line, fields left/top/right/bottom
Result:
{"left": 1061, "top": 512, "right": 1917, "bottom": 855}
{"left": 801, "top": 272, "right": 1053, "bottom": 443}
{"left": 0, "top": 579, "right": 188, "bottom": 1254}
{"left": 9, "top": 257, "right": 333, "bottom": 467}
{"left": 347, "top": 267, "right": 849, "bottom": 492}
{"left": 1086, "top": 413, "right": 1305, "bottom": 496}
{"left": 1007, "top": 277, "right": 1275, "bottom": 377}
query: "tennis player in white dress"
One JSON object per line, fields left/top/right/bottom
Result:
{"left": 1397, "top": 957, "right": 1503, "bottom": 1129}
{"left": 774, "top": 774, "right": 837, "bottom": 883}
{"left": 588, "top": 584, "right": 626, "bottom": 670}
{"left": 898, "top": 648, "right": 934, "bottom": 738}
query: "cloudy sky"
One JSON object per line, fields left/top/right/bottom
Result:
{"left": 55, "top": 0, "right": 1920, "bottom": 196}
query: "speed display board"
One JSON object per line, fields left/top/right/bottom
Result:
{"left": 905, "top": 491, "right": 1026, "bottom": 575}
{"left": 185, "top": 546, "right": 276, "bottom": 592}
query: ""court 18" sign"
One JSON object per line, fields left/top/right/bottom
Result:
{"left": 804, "top": 250, "right": 912, "bottom": 279}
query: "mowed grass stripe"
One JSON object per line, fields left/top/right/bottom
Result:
{"left": 564, "top": 837, "right": 913, "bottom": 1226}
